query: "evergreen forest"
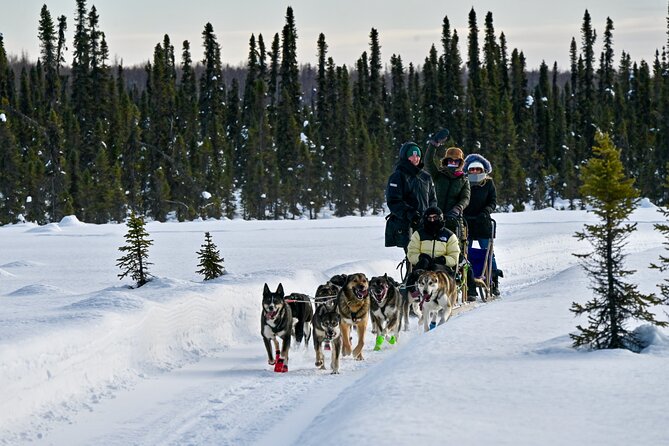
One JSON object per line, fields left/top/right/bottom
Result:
{"left": 1, "top": 1, "right": 668, "bottom": 224}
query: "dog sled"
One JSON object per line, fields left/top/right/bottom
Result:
{"left": 466, "top": 218, "right": 497, "bottom": 302}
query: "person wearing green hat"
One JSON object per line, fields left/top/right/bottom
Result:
{"left": 385, "top": 141, "right": 437, "bottom": 257}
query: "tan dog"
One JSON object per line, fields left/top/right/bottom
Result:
{"left": 415, "top": 270, "right": 458, "bottom": 332}
{"left": 337, "top": 273, "right": 370, "bottom": 360}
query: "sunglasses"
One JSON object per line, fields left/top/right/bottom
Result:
{"left": 443, "top": 157, "right": 462, "bottom": 166}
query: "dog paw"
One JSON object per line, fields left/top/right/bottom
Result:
{"left": 331, "top": 370, "right": 340, "bottom": 375}
{"left": 268, "top": 359, "right": 276, "bottom": 365}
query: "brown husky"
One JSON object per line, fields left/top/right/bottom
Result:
{"left": 337, "top": 273, "right": 370, "bottom": 360}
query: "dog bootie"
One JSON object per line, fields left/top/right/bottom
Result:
{"left": 429, "top": 321, "right": 437, "bottom": 330}
{"left": 274, "top": 358, "right": 287, "bottom": 373}
{"left": 374, "top": 335, "right": 384, "bottom": 351}
{"left": 388, "top": 335, "right": 397, "bottom": 345}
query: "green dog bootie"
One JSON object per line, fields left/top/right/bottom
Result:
{"left": 374, "top": 334, "right": 384, "bottom": 351}
{"left": 388, "top": 335, "right": 397, "bottom": 345}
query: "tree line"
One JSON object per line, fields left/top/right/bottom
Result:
{"left": 1, "top": 1, "right": 668, "bottom": 224}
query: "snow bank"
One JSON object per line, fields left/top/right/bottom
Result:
{"left": 25, "top": 223, "right": 61, "bottom": 233}
{"left": 0, "top": 279, "right": 259, "bottom": 438}
{"left": 58, "top": 215, "right": 85, "bottom": 227}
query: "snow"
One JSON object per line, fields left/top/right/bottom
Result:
{"left": 0, "top": 113, "right": 6, "bottom": 122}
{"left": 201, "top": 191, "right": 212, "bottom": 200}
{"left": 525, "top": 95, "right": 535, "bottom": 107}
{"left": 0, "top": 207, "right": 668, "bottom": 445}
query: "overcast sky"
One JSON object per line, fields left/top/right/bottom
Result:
{"left": 2, "top": 0, "right": 667, "bottom": 71}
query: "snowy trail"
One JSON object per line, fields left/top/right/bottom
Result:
{"left": 45, "top": 330, "right": 422, "bottom": 446}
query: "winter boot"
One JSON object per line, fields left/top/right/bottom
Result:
{"left": 492, "top": 270, "right": 503, "bottom": 297}
{"left": 374, "top": 334, "right": 384, "bottom": 351}
{"left": 466, "top": 267, "right": 477, "bottom": 302}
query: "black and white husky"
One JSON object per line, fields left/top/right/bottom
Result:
{"left": 312, "top": 305, "right": 342, "bottom": 374}
{"left": 369, "top": 274, "right": 402, "bottom": 350}
{"left": 261, "top": 283, "right": 292, "bottom": 373}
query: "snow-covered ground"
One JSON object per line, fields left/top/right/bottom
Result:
{"left": 1, "top": 207, "right": 667, "bottom": 445}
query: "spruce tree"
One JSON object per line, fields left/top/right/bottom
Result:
{"left": 275, "top": 7, "right": 303, "bottom": 217}
{"left": 421, "top": 45, "right": 441, "bottom": 139}
{"left": 365, "top": 28, "right": 389, "bottom": 212}
{"left": 571, "top": 133, "right": 667, "bottom": 351}
{"left": 117, "top": 212, "right": 153, "bottom": 288}
{"left": 441, "top": 21, "right": 464, "bottom": 141}
{"left": 38, "top": 5, "right": 59, "bottom": 108}
{"left": 650, "top": 172, "right": 669, "bottom": 302}
{"left": 0, "top": 105, "right": 25, "bottom": 223}
{"left": 196, "top": 231, "right": 225, "bottom": 280}
{"left": 389, "top": 54, "right": 411, "bottom": 148}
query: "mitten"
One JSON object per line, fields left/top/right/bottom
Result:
{"left": 445, "top": 207, "right": 461, "bottom": 219}
{"left": 434, "top": 256, "right": 447, "bottom": 265}
{"left": 416, "top": 254, "right": 431, "bottom": 270}
{"left": 410, "top": 211, "right": 421, "bottom": 229}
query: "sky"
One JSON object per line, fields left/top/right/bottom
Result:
{"left": 0, "top": 204, "right": 667, "bottom": 444}
{"left": 2, "top": 0, "right": 667, "bottom": 71}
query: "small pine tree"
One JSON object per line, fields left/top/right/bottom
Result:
{"left": 116, "top": 212, "right": 153, "bottom": 287}
{"left": 571, "top": 133, "right": 667, "bottom": 351}
{"left": 196, "top": 231, "right": 225, "bottom": 280}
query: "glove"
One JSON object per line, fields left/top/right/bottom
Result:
{"left": 416, "top": 254, "right": 431, "bottom": 270}
{"left": 433, "top": 256, "right": 446, "bottom": 265}
{"left": 445, "top": 207, "right": 461, "bottom": 219}
{"left": 480, "top": 209, "right": 490, "bottom": 219}
{"left": 410, "top": 211, "right": 421, "bottom": 229}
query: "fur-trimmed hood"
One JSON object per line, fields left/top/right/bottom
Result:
{"left": 463, "top": 153, "right": 492, "bottom": 174}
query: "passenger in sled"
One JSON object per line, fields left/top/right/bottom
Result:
{"left": 463, "top": 153, "right": 502, "bottom": 298}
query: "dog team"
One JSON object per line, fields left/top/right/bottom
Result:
{"left": 260, "top": 269, "right": 458, "bottom": 374}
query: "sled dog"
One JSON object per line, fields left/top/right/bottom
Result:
{"left": 286, "top": 293, "right": 314, "bottom": 346}
{"left": 337, "top": 273, "right": 370, "bottom": 360}
{"left": 314, "top": 277, "right": 343, "bottom": 313}
{"left": 327, "top": 273, "right": 348, "bottom": 289}
{"left": 312, "top": 305, "right": 343, "bottom": 374}
{"left": 415, "top": 270, "right": 458, "bottom": 332}
{"left": 261, "top": 283, "right": 293, "bottom": 372}
{"left": 369, "top": 274, "right": 402, "bottom": 350}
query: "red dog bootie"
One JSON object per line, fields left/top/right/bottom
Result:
{"left": 274, "top": 357, "right": 288, "bottom": 373}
